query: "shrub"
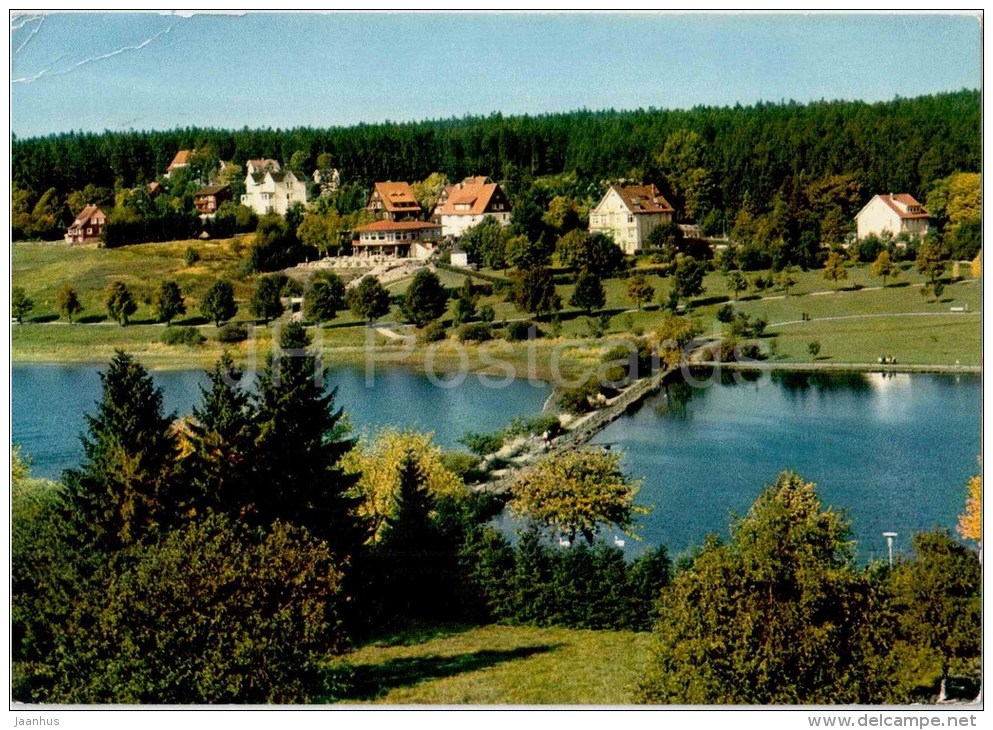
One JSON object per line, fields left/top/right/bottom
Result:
{"left": 216, "top": 323, "right": 248, "bottom": 343}
{"left": 418, "top": 320, "right": 447, "bottom": 343}
{"left": 478, "top": 304, "right": 496, "bottom": 322}
{"left": 504, "top": 320, "right": 542, "bottom": 341}
{"left": 457, "top": 322, "right": 492, "bottom": 342}
{"left": 184, "top": 246, "right": 200, "bottom": 267}
{"left": 161, "top": 326, "right": 205, "bottom": 347}
{"left": 716, "top": 303, "right": 736, "bottom": 323}
{"left": 459, "top": 431, "right": 505, "bottom": 457}
{"left": 559, "top": 377, "right": 602, "bottom": 415}
{"left": 47, "top": 515, "right": 348, "bottom": 703}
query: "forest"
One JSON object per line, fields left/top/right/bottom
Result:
{"left": 12, "top": 89, "right": 981, "bottom": 234}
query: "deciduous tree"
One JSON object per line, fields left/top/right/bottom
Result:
{"left": 305, "top": 271, "right": 346, "bottom": 323}
{"left": 154, "top": 281, "right": 186, "bottom": 325}
{"left": 823, "top": 250, "right": 849, "bottom": 289}
{"left": 627, "top": 273, "right": 655, "bottom": 310}
{"left": 105, "top": 282, "right": 137, "bottom": 326}
{"left": 400, "top": 269, "right": 448, "bottom": 326}
{"left": 56, "top": 284, "right": 83, "bottom": 323}
{"left": 638, "top": 472, "right": 898, "bottom": 704}
{"left": 200, "top": 279, "right": 237, "bottom": 326}
{"left": 569, "top": 270, "right": 606, "bottom": 315}
{"left": 347, "top": 275, "right": 391, "bottom": 323}
{"left": 249, "top": 275, "right": 285, "bottom": 325}
{"left": 11, "top": 287, "right": 33, "bottom": 323}
{"left": 510, "top": 449, "right": 646, "bottom": 545}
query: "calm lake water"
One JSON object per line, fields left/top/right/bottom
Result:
{"left": 11, "top": 363, "right": 552, "bottom": 480}
{"left": 11, "top": 364, "right": 981, "bottom": 561}
{"left": 591, "top": 370, "right": 981, "bottom": 561}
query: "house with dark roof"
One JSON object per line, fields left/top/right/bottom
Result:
{"left": 855, "top": 194, "right": 931, "bottom": 240}
{"left": 240, "top": 167, "right": 307, "bottom": 216}
{"left": 432, "top": 176, "right": 511, "bottom": 237}
{"left": 366, "top": 181, "right": 422, "bottom": 221}
{"left": 352, "top": 220, "right": 441, "bottom": 259}
{"left": 194, "top": 184, "right": 233, "bottom": 215}
{"left": 588, "top": 183, "right": 675, "bottom": 254}
{"left": 65, "top": 205, "right": 108, "bottom": 244}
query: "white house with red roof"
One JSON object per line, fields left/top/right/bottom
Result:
{"left": 65, "top": 205, "right": 107, "bottom": 244}
{"left": 432, "top": 177, "right": 511, "bottom": 237}
{"left": 855, "top": 194, "right": 931, "bottom": 240}
{"left": 589, "top": 183, "right": 675, "bottom": 254}
{"left": 352, "top": 220, "right": 441, "bottom": 259}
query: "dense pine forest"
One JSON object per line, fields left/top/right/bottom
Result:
{"left": 12, "top": 90, "right": 980, "bottom": 223}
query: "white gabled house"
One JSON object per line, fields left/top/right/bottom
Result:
{"left": 240, "top": 169, "right": 308, "bottom": 217}
{"left": 855, "top": 193, "right": 931, "bottom": 240}
{"left": 588, "top": 183, "right": 675, "bottom": 254}
{"left": 432, "top": 177, "right": 512, "bottom": 238}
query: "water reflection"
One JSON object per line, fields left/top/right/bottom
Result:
{"left": 771, "top": 370, "right": 871, "bottom": 398}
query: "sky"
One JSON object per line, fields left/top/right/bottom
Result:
{"left": 9, "top": 11, "right": 983, "bottom": 139}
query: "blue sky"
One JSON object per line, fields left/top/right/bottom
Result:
{"left": 10, "top": 12, "right": 982, "bottom": 139}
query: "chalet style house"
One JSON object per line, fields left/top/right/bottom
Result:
{"left": 352, "top": 220, "right": 441, "bottom": 259}
{"left": 193, "top": 184, "right": 233, "bottom": 215}
{"left": 433, "top": 177, "right": 511, "bottom": 237}
{"left": 65, "top": 205, "right": 107, "bottom": 244}
{"left": 240, "top": 168, "right": 307, "bottom": 216}
{"left": 588, "top": 184, "right": 675, "bottom": 254}
{"left": 855, "top": 194, "right": 931, "bottom": 241}
{"left": 366, "top": 181, "right": 422, "bottom": 221}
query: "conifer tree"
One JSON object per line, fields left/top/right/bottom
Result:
{"left": 61, "top": 351, "right": 179, "bottom": 551}
{"left": 251, "top": 322, "right": 363, "bottom": 556}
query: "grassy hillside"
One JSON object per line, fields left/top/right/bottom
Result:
{"left": 12, "top": 240, "right": 981, "bottom": 372}
{"left": 329, "top": 623, "right": 654, "bottom": 705}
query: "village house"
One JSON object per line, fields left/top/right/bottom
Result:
{"left": 855, "top": 193, "right": 931, "bottom": 240}
{"left": 588, "top": 183, "right": 675, "bottom": 255}
{"left": 193, "top": 184, "right": 233, "bottom": 215}
{"left": 366, "top": 181, "right": 422, "bottom": 221}
{"left": 65, "top": 205, "right": 107, "bottom": 244}
{"left": 432, "top": 176, "right": 512, "bottom": 237}
{"left": 240, "top": 168, "right": 308, "bottom": 216}
{"left": 165, "top": 149, "right": 192, "bottom": 178}
{"left": 352, "top": 220, "right": 441, "bottom": 259}
{"left": 246, "top": 158, "right": 281, "bottom": 176}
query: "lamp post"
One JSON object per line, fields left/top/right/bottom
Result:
{"left": 882, "top": 531, "right": 898, "bottom": 568}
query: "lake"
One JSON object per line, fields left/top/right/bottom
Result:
{"left": 11, "top": 363, "right": 552, "bottom": 480}
{"left": 11, "top": 364, "right": 981, "bottom": 561}
{"left": 591, "top": 369, "right": 981, "bottom": 561}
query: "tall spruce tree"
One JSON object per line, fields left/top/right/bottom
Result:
{"left": 183, "top": 353, "right": 257, "bottom": 515}
{"left": 61, "top": 351, "right": 180, "bottom": 551}
{"left": 251, "top": 322, "right": 363, "bottom": 556}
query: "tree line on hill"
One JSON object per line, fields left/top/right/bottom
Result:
{"left": 12, "top": 332, "right": 982, "bottom": 704}
{"left": 11, "top": 91, "right": 980, "bottom": 255}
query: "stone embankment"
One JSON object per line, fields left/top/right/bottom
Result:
{"left": 477, "top": 365, "right": 677, "bottom": 494}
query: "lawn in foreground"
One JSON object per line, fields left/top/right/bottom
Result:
{"left": 332, "top": 624, "right": 654, "bottom": 705}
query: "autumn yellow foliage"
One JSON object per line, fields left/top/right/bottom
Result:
{"left": 958, "top": 473, "right": 981, "bottom": 544}
{"left": 343, "top": 428, "right": 465, "bottom": 544}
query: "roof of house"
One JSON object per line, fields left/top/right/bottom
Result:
{"left": 167, "top": 150, "right": 192, "bottom": 170}
{"left": 247, "top": 158, "right": 281, "bottom": 173}
{"left": 249, "top": 170, "right": 304, "bottom": 185}
{"left": 434, "top": 179, "right": 504, "bottom": 217}
{"left": 353, "top": 220, "right": 442, "bottom": 234}
{"left": 371, "top": 181, "right": 421, "bottom": 212}
{"left": 609, "top": 184, "right": 675, "bottom": 215}
{"left": 147, "top": 181, "right": 161, "bottom": 195}
{"left": 194, "top": 184, "right": 231, "bottom": 197}
{"left": 873, "top": 193, "right": 930, "bottom": 220}
{"left": 69, "top": 205, "right": 106, "bottom": 229}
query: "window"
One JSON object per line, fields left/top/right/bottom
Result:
{"left": 627, "top": 215, "right": 634, "bottom": 223}
{"left": 86, "top": 228, "right": 92, "bottom": 234}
